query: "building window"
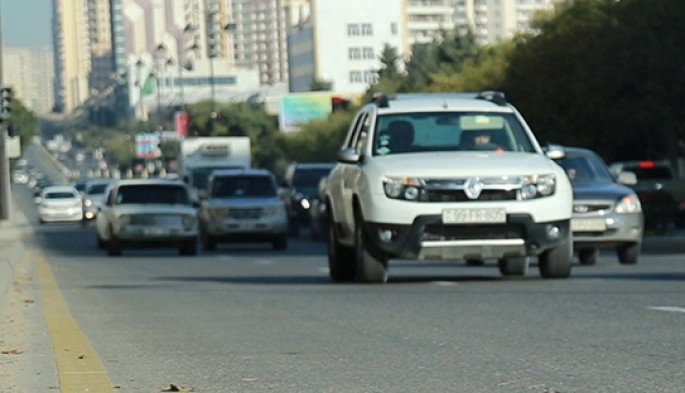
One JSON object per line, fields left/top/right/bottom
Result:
{"left": 347, "top": 24, "right": 360, "bottom": 36}
{"left": 349, "top": 47, "right": 361, "bottom": 60}
{"left": 362, "top": 47, "right": 374, "bottom": 60}
{"left": 363, "top": 71, "right": 378, "bottom": 84}
{"left": 349, "top": 71, "right": 362, "bottom": 84}
{"left": 361, "top": 23, "right": 373, "bottom": 36}
{"left": 391, "top": 22, "right": 398, "bottom": 35}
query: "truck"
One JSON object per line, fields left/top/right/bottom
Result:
{"left": 609, "top": 160, "right": 685, "bottom": 229}
{"left": 177, "top": 137, "right": 251, "bottom": 200}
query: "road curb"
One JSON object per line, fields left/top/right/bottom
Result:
{"left": 0, "top": 195, "right": 31, "bottom": 315}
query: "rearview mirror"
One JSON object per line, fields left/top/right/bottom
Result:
{"left": 337, "top": 147, "right": 360, "bottom": 164}
{"left": 34, "top": 197, "right": 43, "bottom": 205}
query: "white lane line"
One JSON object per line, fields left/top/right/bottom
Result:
{"left": 648, "top": 306, "right": 685, "bottom": 314}
{"left": 317, "top": 267, "right": 329, "bottom": 274}
{"left": 431, "top": 281, "right": 458, "bottom": 287}
{"left": 255, "top": 259, "right": 273, "bottom": 266}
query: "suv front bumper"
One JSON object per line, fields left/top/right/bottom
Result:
{"left": 366, "top": 214, "right": 570, "bottom": 260}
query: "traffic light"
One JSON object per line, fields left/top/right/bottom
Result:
{"left": 0, "top": 85, "right": 13, "bottom": 121}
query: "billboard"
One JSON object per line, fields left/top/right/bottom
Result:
{"left": 279, "top": 93, "right": 333, "bottom": 132}
{"left": 135, "top": 133, "right": 161, "bottom": 159}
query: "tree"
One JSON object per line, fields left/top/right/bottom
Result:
{"left": 403, "top": 43, "right": 440, "bottom": 91}
{"left": 377, "top": 43, "right": 402, "bottom": 80}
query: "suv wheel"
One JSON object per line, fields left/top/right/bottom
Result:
{"left": 179, "top": 240, "right": 198, "bottom": 256}
{"left": 107, "top": 234, "right": 122, "bottom": 257}
{"left": 578, "top": 249, "right": 598, "bottom": 265}
{"left": 354, "top": 210, "right": 388, "bottom": 283}
{"left": 617, "top": 243, "right": 639, "bottom": 265}
{"left": 96, "top": 234, "right": 106, "bottom": 250}
{"left": 538, "top": 236, "right": 572, "bottom": 279}
{"left": 272, "top": 234, "right": 287, "bottom": 250}
{"left": 327, "top": 217, "right": 355, "bottom": 282}
{"left": 201, "top": 227, "right": 217, "bottom": 251}
{"left": 498, "top": 257, "right": 528, "bottom": 277}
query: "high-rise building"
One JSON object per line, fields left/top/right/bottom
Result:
{"left": 454, "top": 0, "right": 564, "bottom": 45}
{"left": 230, "top": 0, "right": 291, "bottom": 86}
{"left": 53, "top": 0, "right": 92, "bottom": 113}
{"left": 404, "top": 0, "right": 455, "bottom": 50}
{"left": 87, "top": 0, "right": 114, "bottom": 91}
{"left": 288, "top": 0, "right": 404, "bottom": 93}
{"left": 2, "top": 48, "right": 56, "bottom": 114}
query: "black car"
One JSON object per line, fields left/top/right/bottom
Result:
{"left": 308, "top": 175, "right": 329, "bottom": 241}
{"left": 281, "top": 162, "right": 336, "bottom": 236}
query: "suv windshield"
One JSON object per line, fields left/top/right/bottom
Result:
{"left": 45, "top": 192, "right": 77, "bottom": 199}
{"left": 373, "top": 112, "right": 535, "bottom": 155}
{"left": 212, "top": 176, "right": 277, "bottom": 198}
{"left": 86, "top": 183, "right": 110, "bottom": 195}
{"left": 115, "top": 185, "right": 190, "bottom": 205}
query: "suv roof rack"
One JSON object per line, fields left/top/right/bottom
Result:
{"left": 369, "top": 93, "right": 390, "bottom": 108}
{"left": 476, "top": 91, "right": 507, "bottom": 106}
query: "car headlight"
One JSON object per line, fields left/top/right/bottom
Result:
{"left": 183, "top": 215, "right": 196, "bottom": 230}
{"left": 299, "top": 198, "right": 311, "bottom": 210}
{"left": 84, "top": 199, "right": 93, "bottom": 207}
{"left": 382, "top": 177, "right": 425, "bottom": 201}
{"left": 520, "top": 174, "right": 556, "bottom": 200}
{"left": 615, "top": 195, "right": 642, "bottom": 213}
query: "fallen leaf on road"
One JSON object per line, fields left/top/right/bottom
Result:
{"left": 112, "top": 385, "right": 121, "bottom": 389}
{"left": 1, "top": 348, "right": 23, "bottom": 355}
{"left": 23, "top": 299, "right": 34, "bottom": 304}
{"left": 161, "top": 384, "right": 195, "bottom": 392}
{"left": 77, "top": 354, "right": 86, "bottom": 359}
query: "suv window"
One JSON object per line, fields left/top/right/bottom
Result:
{"left": 293, "top": 168, "right": 334, "bottom": 188}
{"left": 373, "top": 112, "right": 535, "bottom": 155}
{"left": 115, "top": 185, "right": 190, "bottom": 205}
{"left": 211, "top": 176, "right": 277, "bottom": 198}
{"left": 622, "top": 165, "right": 674, "bottom": 180}
{"left": 557, "top": 152, "right": 615, "bottom": 184}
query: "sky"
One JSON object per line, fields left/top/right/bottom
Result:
{"left": 1, "top": 0, "right": 53, "bottom": 50}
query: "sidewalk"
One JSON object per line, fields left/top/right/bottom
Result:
{"left": 0, "top": 197, "right": 31, "bottom": 315}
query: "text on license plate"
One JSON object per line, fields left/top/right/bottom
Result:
{"left": 571, "top": 218, "right": 606, "bottom": 232}
{"left": 442, "top": 208, "right": 506, "bottom": 224}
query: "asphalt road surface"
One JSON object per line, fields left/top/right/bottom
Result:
{"left": 1, "top": 184, "right": 684, "bottom": 393}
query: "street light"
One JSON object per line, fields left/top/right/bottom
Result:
{"left": 154, "top": 43, "right": 168, "bottom": 129}
{"left": 135, "top": 59, "right": 145, "bottom": 119}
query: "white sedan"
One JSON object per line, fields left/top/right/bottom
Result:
{"left": 36, "top": 186, "right": 84, "bottom": 224}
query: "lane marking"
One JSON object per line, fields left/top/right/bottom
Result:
{"left": 36, "top": 252, "right": 116, "bottom": 392}
{"left": 648, "top": 306, "right": 685, "bottom": 314}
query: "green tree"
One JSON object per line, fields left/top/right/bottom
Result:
{"left": 8, "top": 99, "right": 38, "bottom": 152}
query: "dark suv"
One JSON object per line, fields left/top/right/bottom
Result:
{"left": 281, "top": 162, "right": 336, "bottom": 236}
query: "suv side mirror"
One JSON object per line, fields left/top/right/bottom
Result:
{"left": 338, "top": 147, "right": 360, "bottom": 164}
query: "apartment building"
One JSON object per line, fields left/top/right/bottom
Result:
{"left": 3, "top": 48, "right": 56, "bottom": 114}
{"left": 53, "top": 0, "right": 92, "bottom": 113}
{"left": 454, "top": 0, "right": 564, "bottom": 45}
{"left": 87, "top": 0, "right": 115, "bottom": 91}
{"left": 288, "top": 0, "right": 404, "bottom": 93}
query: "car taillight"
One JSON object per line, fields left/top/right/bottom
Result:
{"left": 638, "top": 161, "right": 655, "bottom": 169}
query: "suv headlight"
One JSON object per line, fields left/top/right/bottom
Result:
{"left": 118, "top": 215, "right": 130, "bottom": 228}
{"left": 615, "top": 195, "right": 642, "bottom": 213}
{"left": 183, "top": 215, "right": 196, "bottom": 230}
{"left": 383, "top": 177, "right": 425, "bottom": 201}
{"left": 84, "top": 198, "right": 93, "bottom": 207}
{"left": 209, "top": 207, "right": 228, "bottom": 217}
{"left": 520, "top": 174, "right": 556, "bottom": 200}
{"left": 265, "top": 205, "right": 284, "bottom": 217}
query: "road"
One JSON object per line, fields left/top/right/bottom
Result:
{"left": 1, "top": 181, "right": 684, "bottom": 393}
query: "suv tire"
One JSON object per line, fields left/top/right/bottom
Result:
{"left": 538, "top": 236, "right": 572, "bottom": 278}
{"left": 179, "top": 240, "right": 198, "bottom": 256}
{"left": 272, "top": 234, "right": 287, "bottom": 250}
{"left": 107, "top": 233, "right": 122, "bottom": 256}
{"left": 578, "top": 249, "right": 598, "bottom": 265}
{"left": 498, "top": 257, "right": 528, "bottom": 277}
{"left": 354, "top": 210, "right": 388, "bottom": 283}
{"left": 328, "top": 217, "right": 355, "bottom": 282}
{"left": 618, "top": 243, "right": 639, "bottom": 265}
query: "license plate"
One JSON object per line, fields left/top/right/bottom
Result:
{"left": 155, "top": 216, "right": 181, "bottom": 226}
{"left": 442, "top": 208, "right": 506, "bottom": 224}
{"left": 145, "top": 228, "right": 169, "bottom": 236}
{"left": 571, "top": 218, "right": 606, "bottom": 232}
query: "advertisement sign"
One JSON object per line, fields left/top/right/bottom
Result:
{"left": 135, "top": 133, "right": 161, "bottom": 159}
{"left": 279, "top": 94, "right": 333, "bottom": 132}
{"left": 175, "top": 111, "right": 189, "bottom": 138}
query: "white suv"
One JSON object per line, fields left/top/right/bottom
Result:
{"left": 325, "top": 92, "right": 573, "bottom": 283}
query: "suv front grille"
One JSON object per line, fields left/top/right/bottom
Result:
{"left": 425, "top": 189, "right": 518, "bottom": 202}
{"left": 228, "top": 208, "right": 264, "bottom": 219}
{"left": 422, "top": 223, "right": 525, "bottom": 241}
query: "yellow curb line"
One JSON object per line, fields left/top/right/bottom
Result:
{"left": 36, "top": 252, "right": 115, "bottom": 393}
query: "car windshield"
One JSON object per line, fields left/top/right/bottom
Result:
{"left": 211, "top": 176, "right": 277, "bottom": 198}
{"left": 293, "top": 168, "right": 334, "bottom": 188}
{"left": 192, "top": 167, "right": 241, "bottom": 190}
{"left": 45, "top": 192, "right": 77, "bottom": 199}
{"left": 115, "top": 185, "right": 190, "bottom": 205}
{"left": 86, "top": 183, "right": 109, "bottom": 195}
{"left": 373, "top": 112, "right": 535, "bottom": 155}
{"left": 558, "top": 152, "right": 615, "bottom": 184}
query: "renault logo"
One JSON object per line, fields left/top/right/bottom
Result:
{"left": 574, "top": 205, "right": 589, "bottom": 213}
{"left": 464, "top": 177, "right": 484, "bottom": 200}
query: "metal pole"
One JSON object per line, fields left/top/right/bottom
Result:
{"left": 0, "top": 1, "right": 11, "bottom": 221}
{"left": 210, "top": 56, "right": 216, "bottom": 136}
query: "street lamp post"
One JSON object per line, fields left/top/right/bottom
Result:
{"left": 154, "top": 43, "right": 168, "bottom": 130}
{"left": 135, "top": 59, "right": 145, "bottom": 119}
{"left": 0, "top": 1, "right": 11, "bottom": 220}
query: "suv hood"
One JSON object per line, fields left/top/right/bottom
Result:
{"left": 373, "top": 152, "right": 557, "bottom": 178}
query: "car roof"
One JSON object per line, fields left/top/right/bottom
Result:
{"left": 373, "top": 93, "right": 514, "bottom": 114}
{"left": 211, "top": 168, "right": 274, "bottom": 177}
{"left": 43, "top": 185, "right": 78, "bottom": 194}
{"left": 113, "top": 178, "right": 187, "bottom": 187}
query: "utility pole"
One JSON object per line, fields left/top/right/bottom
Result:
{"left": 0, "top": 1, "right": 11, "bottom": 221}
